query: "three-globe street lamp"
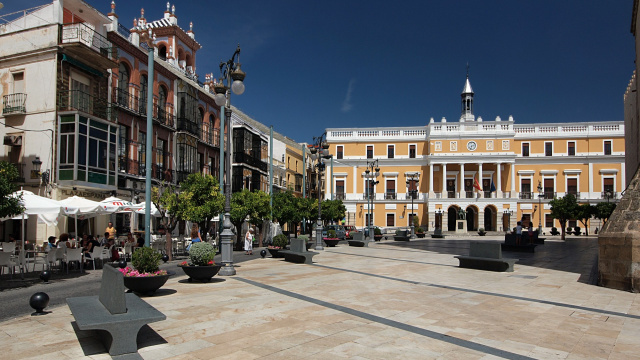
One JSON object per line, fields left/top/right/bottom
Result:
{"left": 309, "top": 133, "right": 331, "bottom": 251}
{"left": 406, "top": 173, "right": 419, "bottom": 238}
{"left": 213, "top": 45, "right": 245, "bottom": 276}
{"left": 364, "top": 160, "right": 380, "bottom": 240}
{"left": 537, "top": 180, "right": 543, "bottom": 235}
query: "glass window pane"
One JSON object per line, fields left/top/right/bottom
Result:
{"left": 89, "top": 138, "right": 98, "bottom": 167}
{"left": 78, "top": 134, "right": 86, "bottom": 165}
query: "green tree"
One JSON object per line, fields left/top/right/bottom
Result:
{"left": 272, "top": 190, "right": 298, "bottom": 235}
{"left": 575, "top": 203, "right": 595, "bottom": 236}
{"left": 152, "top": 182, "right": 181, "bottom": 260}
{"left": 594, "top": 202, "right": 616, "bottom": 228}
{"left": 549, "top": 193, "right": 579, "bottom": 240}
{"left": 0, "top": 161, "right": 23, "bottom": 218}
{"left": 321, "top": 199, "right": 347, "bottom": 224}
{"left": 231, "top": 189, "right": 271, "bottom": 249}
{"left": 179, "top": 173, "right": 224, "bottom": 240}
{"left": 297, "top": 197, "right": 317, "bottom": 235}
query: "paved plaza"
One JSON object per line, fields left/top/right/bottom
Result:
{"left": 0, "top": 236, "right": 639, "bottom": 359}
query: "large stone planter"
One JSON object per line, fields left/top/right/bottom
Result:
{"left": 323, "top": 238, "right": 340, "bottom": 247}
{"left": 179, "top": 265, "right": 222, "bottom": 283}
{"left": 374, "top": 235, "right": 384, "bottom": 241}
{"left": 122, "top": 271, "right": 174, "bottom": 295}
{"left": 416, "top": 233, "right": 425, "bottom": 238}
{"left": 268, "top": 248, "right": 285, "bottom": 258}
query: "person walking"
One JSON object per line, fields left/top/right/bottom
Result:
{"left": 244, "top": 228, "right": 254, "bottom": 255}
{"left": 516, "top": 221, "right": 523, "bottom": 245}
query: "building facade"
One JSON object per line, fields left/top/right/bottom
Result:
{"left": 326, "top": 76, "right": 625, "bottom": 233}
{"left": 0, "top": 0, "right": 307, "bottom": 242}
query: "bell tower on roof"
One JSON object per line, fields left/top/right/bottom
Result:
{"left": 460, "top": 66, "right": 475, "bottom": 122}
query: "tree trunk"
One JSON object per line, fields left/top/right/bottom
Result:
{"left": 165, "top": 232, "right": 173, "bottom": 261}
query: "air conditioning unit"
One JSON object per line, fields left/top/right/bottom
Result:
{"left": 3, "top": 135, "right": 22, "bottom": 146}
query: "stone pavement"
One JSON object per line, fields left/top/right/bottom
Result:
{"left": 1, "top": 236, "right": 639, "bottom": 359}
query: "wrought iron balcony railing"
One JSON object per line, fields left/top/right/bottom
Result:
{"left": 58, "top": 90, "right": 115, "bottom": 122}
{"left": 60, "top": 22, "right": 115, "bottom": 60}
{"left": 519, "top": 192, "right": 533, "bottom": 199}
{"left": 2, "top": 93, "right": 26, "bottom": 115}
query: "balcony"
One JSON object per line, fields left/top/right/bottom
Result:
{"left": 201, "top": 129, "right": 220, "bottom": 147}
{"left": 542, "top": 191, "right": 556, "bottom": 199}
{"left": 566, "top": 191, "right": 580, "bottom": 199}
{"left": 519, "top": 192, "right": 533, "bottom": 200}
{"left": 601, "top": 191, "right": 617, "bottom": 200}
{"left": 60, "top": 22, "right": 117, "bottom": 69}
{"left": 335, "top": 193, "right": 346, "bottom": 200}
{"left": 447, "top": 191, "right": 457, "bottom": 198}
{"left": 233, "top": 152, "right": 268, "bottom": 172}
{"left": 2, "top": 93, "right": 26, "bottom": 115}
{"left": 465, "top": 191, "right": 474, "bottom": 198}
{"left": 112, "top": 87, "right": 139, "bottom": 114}
{"left": 385, "top": 192, "right": 396, "bottom": 200}
{"left": 154, "top": 104, "right": 175, "bottom": 128}
{"left": 177, "top": 118, "right": 201, "bottom": 137}
{"left": 58, "top": 90, "right": 115, "bottom": 122}
{"left": 363, "top": 193, "right": 375, "bottom": 200}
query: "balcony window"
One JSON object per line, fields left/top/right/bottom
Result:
{"left": 386, "top": 179, "right": 396, "bottom": 199}
{"left": 568, "top": 141, "right": 575, "bottom": 156}
{"left": 604, "top": 141, "right": 612, "bottom": 155}
{"left": 409, "top": 144, "right": 416, "bottom": 158}
{"left": 176, "top": 133, "right": 198, "bottom": 183}
{"left": 336, "top": 146, "right": 343, "bottom": 159}
{"left": 336, "top": 180, "right": 345, "bottom": 199}
{"left": 520, "top": 178, "right": 532, "bottom": 199}
{"left": 3, "top": 72, "right": 26, "bottom": 115}
{"left": 366, "top": 145, "right": 373, "bottom": 159}
{"left": 545, "top": 214, "right": 554, "bottom": 228}
{"left": 522, "top": 143, "right": 529, "bottom": 157}
{"left": 567, "top": 178, "right": 578, "bottom": 196}
{"left": 387, "top": 145, "right": 394, "bottom": 159}
{"left": 544, "top": 178, "right": 555, "bottom": 199}
{"left": 545, "top": 142, "right": 553, "bottom": 156}
{"left": 386, "top": 213, "right": 395, "bottom": 227}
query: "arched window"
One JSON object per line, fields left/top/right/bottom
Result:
{"left": 158, "top": 45, "right": 167, "bottom": 60}
{"left": 118, "top": 63, "right": 129, "bottom": 92}
{"left": 158, "top": 85, "right": 168, "bottom": 121}
{"left": 139, "top": 74, "right": 148, "bottom": 114}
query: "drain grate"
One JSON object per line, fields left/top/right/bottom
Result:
{"left": 509, "top": 274, "right": 538, "bottom": 279}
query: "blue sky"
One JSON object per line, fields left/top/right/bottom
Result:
{"left": 2, "top": 1, "right": 635, "bottom": 143}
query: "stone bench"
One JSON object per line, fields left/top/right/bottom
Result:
{"left": 280, "top": 238, "right": 318, "bottom": 264}
{"left": 348, "top": 232, "right": 370, "bottom": 247}
{"left": 454, "top": 241, "right": 517, "bottom": 272}
{"left": 393, "top": 230, "right": 410, "bottom": 241}
{"left": 502, "top": 234, "right": 538, "bottom": 253}
{"left": 431, "top": 228, "right": 446, "bottom": 238}
{"left": 67, "top": 265, "right": 166, "bottom": 357}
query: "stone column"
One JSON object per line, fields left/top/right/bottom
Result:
{"left": 429, "top": 163, "right": 434, "bottom": 196}
{"left": 460, "top": 163, "right": 465, "bottom": 198}
{"left": 511, "top": 163, "right": 516, "bottom": 198}
{"left": 442, "top": 163, "right": 447, "bottom": 198}
{"left": 497, "top": 162, "right": 502, "bottom": 198}
{"left": 478, "top": 163, "right": 483, "bottom": 198}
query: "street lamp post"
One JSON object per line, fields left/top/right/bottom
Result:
{"left": 406, "top": 173, "right": 419, "bottom": 238}
{"left": 364, "top": 160, "right": 380, "bottom": 240}
{"left": 503, "top": 209, "right": 513, "bottom": 232}
{"left": 213, "top": 45, "right": 246, "bottom": 276}
{"left": 309, "top": 133, "right": 331, "bottom": 250}
{"left": 537, "top": 181, "right": 543, "bottom": 234}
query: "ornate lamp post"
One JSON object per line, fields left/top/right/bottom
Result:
{"left": 364, "top": 160, "right": 380, "bottom": 240}
{"left": 406, "top": 173, "right": 419, "bottom": 238}
{"left": 213, "top": 45, "right": 246, "bottom": 276}
{"left": 309, "top": 133, "right": 331, "bottom": 250}
{"left": 537, "top": 180, "right": 543, "bottom": 234}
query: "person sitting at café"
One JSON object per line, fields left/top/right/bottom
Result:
{"left": 100, "top": 232, "right": 110, "bottom": 246}
{"left": 126, "top": 232, "right": 135, "bottom": 244}
{"left": 57, "top": 233, "right": 71, "bottom": 249}
{"left": 108, "top": 238, "right": 120, "bottom": 261}
{"left": 135, "top": 234, "right": 145, "bottom": 248}
{"left": 45, "top": 236, "right": 56, "bottom": 252}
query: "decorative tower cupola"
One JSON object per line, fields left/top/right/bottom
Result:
{"left": 460, "top": 69, "right": 475, "bottom": 122}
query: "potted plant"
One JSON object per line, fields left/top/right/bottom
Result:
{"left": 268, "top": 234, "right": 288, "bottom": 258}
{"left": 550, "top": 227, "right": 560, "bottom": 236}
{"left": 573, "top": 226, "right": 581, "bottom": 236}
{"left": 120, "top": 247, "right": 172, "bottom": 295}
{"left": 323, "top": 229, "right": 340, "bottom": 247}
{"left": 415, "top": 227, "right": 425, "bottom": 238}
{"left": 178, "top": 242, "right": 221, "bottom": 282}
{"left": 373, "top": 227, "right": 383, "bottom": 241}
{"left": 477, "top": 228, "right": 486, "bottom": 236}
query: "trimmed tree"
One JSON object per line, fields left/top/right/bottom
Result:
{"left": 179, "top": 173, "right": 224, "bottom": 242}
{"left": 549, "top": 193, "right": 579, "bottom": 240}
{"left": 321, "top": 199, "right": 347, "bottom": 224}
{"left": 231, "top": 189, "right": 271, "bottom": 250}
{"left": 0, "top": 161, "right": 24, "bottom": 218}
{"left": 272, "top": 190, "right": 298, "bottom": 236}
{"left": 152, "top": 182, "right": 181, "bottom": 260}
{"left": 575, "top": 203, "right": 595, "bottom": 236}
{"left": 594, "top": 202, "right": 617, "bottom": 228}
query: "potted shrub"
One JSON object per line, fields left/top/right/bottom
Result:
{"left": 415, "top": 227, "right": 425, "bottom": 238}
{"left": 573, "top": 226, "right": 581, "bottom": 236}
{"left": 566, "top": 226, "right": 572, "bottom": 235}
{"left": 120, "top": 247, "right": 172, "bottom": 295}
{"left": 550, "top": 227, "right": 560, "bottom": 236}
{"left": 268, "top": 234, "right": 288, "bottom": 258}
{"left": 373, "top": 227, "right": 383, "bottom": 241}
{"left": 477, "top": 228, "right": 486, "bottom": 236}
{"left": 323, "top": 229, "right": 340, "bottom": 247}
{"left": 178, "top": 242, "right": 221, "bottom": 283}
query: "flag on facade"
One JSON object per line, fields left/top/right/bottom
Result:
{"left": 490, "top": 179, "right": 496, "bottom": 192}
{"left": 473, "top": 177, "right": 483, "bottom": 191}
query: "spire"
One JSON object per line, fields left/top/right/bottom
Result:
{"left": 460, "top": 68, "right": 475, "bottom": 122}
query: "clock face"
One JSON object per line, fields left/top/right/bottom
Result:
{"left": 467, "top": 141, "right": 477, "bottom": 151}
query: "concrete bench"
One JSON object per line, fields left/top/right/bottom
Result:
{"left": 431, "top": 228, "right": 446, "bottom": 238}
{"left": 280, "top": 238, "right": 318, "bottom": 264}
{"left": 502, "top": 234, "right": 537, "bottom": 253}
{"left": 454, "top": 241, "right": 517, "bottom": 272}
{"left": 67, "top": 265, "right": 166, "bottom": 357}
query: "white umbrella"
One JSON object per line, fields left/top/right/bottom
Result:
{"left": 98, "top": 196, "right": 143, "bottom": 213}
{"left": 60, "top": 196, "right": 110, "bottom": 237}
{"left": 134, "top": 202, "right": 162, "bottom": 217}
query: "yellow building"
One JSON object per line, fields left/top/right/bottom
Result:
{"left": 326, "top": 76, "right": 625, "bottom": 233}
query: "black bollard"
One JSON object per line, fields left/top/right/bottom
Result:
{"left": 162, "top": 254, "right": 169, "bottom": 263}
{"left": 118, "top": 259, "right": 127, "bottom": 269}
{"left": 40, "top": 270, "right": 51, "bottom": 283}
{"left": 29, "top": 292, "right": 50, "bottom": 316}
{"left": 260, "top": 249, "right": 267, "bottom": 258}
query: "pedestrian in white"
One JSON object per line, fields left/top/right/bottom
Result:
{"left": 244, "top": 228, "right": 254, "bottom": 255}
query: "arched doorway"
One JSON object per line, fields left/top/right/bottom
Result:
{"left": 466, "top": 207, "right": 476, "bottom": 231}
{"left": 448, "top": 207, "right": 458, "bottom": 231}
{"left": 484, "top": 207, "right": 495, "bottom": 231}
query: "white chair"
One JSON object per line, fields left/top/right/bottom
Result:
{"left": 13, "top": 250, "right": 34, "bottom": 278}
{"left": 89, "top": 246, "right": 103, "bottom": 270}
{"left": 64, "top": 248, "right": 83, "bottom": 273}
{"left": 101, "top": 245, "right": 112, "bottom": 263}
{"left": 55, "top": 248, "right": 66, "bottom": 268}
{"left": 2, "top": 242, "right": 15, "bottom": 253}
{"left": 45, "top": 250, "right": 58, "bottom": 272}
{"left": 123, "top": 242, "right": 133, "bottom": 260}
{"left": 0, "top": 252, "right": 15, "bottom": 279}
